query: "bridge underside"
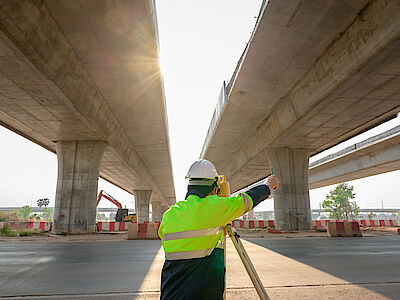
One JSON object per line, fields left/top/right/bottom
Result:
{"left": 202, "top": 0, "right": 400, "bottom": 230}
{"left": 0, "top": 1, "right": 175, "bottom": 233}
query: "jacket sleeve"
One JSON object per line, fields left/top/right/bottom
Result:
{"left": 209, "top": 193, "right": 254, "bottom": 226}
{"left": 245, "top": 185, "right": 271, "bottom": 208}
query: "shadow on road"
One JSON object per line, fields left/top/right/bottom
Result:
{"left": 244, "top": 236, "right": 400, "bottom": 299}
{"left": 0, "top": 240, "right": 162, "bottom": 297}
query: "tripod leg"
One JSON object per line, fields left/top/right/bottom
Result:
{"left": 226, "top": 225, "right": 270, "bottom": 300}
{"left": 223, "top": 228, "right": 227, "bottom": 300}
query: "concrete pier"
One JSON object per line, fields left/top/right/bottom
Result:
{"left": 53, "top": 141, "right": 106, "bottom": 234}
{"left": 152, "top": 203, "right": 169, "bottom": 222}
{"left": 266, "top": 148, "right": 312, "bottom": 231}
{"left": 134, "top": 190, "right": 152, "bottom": 222}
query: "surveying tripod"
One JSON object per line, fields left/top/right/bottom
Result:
{"left": 218, "top": 176, "right": 270, "bottom": 300}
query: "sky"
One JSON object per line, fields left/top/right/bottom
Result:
{"left": 0, "top": 0, "right": 399, "bottom": 212}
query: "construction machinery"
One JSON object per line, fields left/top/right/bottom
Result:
{"left": 96, "top": 190, "right": 137, "bottom": 222}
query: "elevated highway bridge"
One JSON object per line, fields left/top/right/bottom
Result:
{"left": 202, "top": 0, "right": 400, "bottom": 230}
{"left": 0, "top": 0, "right": 174, "bottom": 233}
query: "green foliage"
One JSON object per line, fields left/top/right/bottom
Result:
{"left": 0, "top": 211, "right": 21, "bottom": 222}
{"left": 27, "top": 213, "right": 38, "bottom": 221}
{"left": 0, "top": 223, "right": 15, "bottom": 236}
{"left": 367, "top": 212, "right": 376, "bottom": 220}
{"left": 96, "top": 213, "right": 106, "bottom": 221}
{"left": 0, "top": 223, "right": 44, "bottom": 237}
{"left": 18, "top": 205, "right": 32, "bottom": 219}
{"left": 41, "top": 208, "right": 53, "bottom": 221}
{"left": 322, "top": 183, "right": 359, "bottom": 220}
{"left": 18, "top": 230, "right": 43, "bottom": 236}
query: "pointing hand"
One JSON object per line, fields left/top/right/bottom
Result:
{"left": 265, "top": 174, "right": 279, "bottom": 191}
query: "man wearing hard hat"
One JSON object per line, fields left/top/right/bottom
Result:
{"left": 158, "top": 159, "right": 279, "bottom": 300}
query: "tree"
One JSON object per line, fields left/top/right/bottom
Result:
{"left": 28, "top": 213, "right": 38, "bottom": 221}
{"left": 322, "top": 183, "right": 359, "bottom": 220}
{"left": 41, "top": 208, "right": 53, "bottom": 221}
{"left": 367, "top": 212, "right": 376, "bottom": 220}
{"left": 96, "top": 213, "right": 106, "bottom": 221}
{"left": 37, "top": 198, "right": 50, "bottom": 208}
{"left": 18, "top": 205, "right": 32, "bottom": 219}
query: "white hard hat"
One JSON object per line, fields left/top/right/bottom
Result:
{"left": 185, "top": 159, "right": 219, "bottom": 185}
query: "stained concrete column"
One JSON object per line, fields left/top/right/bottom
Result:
{"left": 134, "top": 190, "right": 152, "bottom": 222}
{"left": 54, "top": 141, "right": 106, "bottom": 234}
{"left": 151, "top": 202, "right": 169, "bottom": 222}
{"left": 266, "top": 148, "right": 312, "bottom": 231}
{"left": 247, "top": 209, "right": 255, "bottom": 220}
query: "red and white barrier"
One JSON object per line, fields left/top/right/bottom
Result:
{"left": 313, "top": 219, "right": 398, "bottom": 230}
{"left": 327, "top": 221, "right": 362, "bottom": 237}
{"left": 359, "top": 219, "right": 398, "bottom": 227}
{"left": 97, "top": 222, "right": 131, "bottom": 232}
{"left": 0, "top": 221, "right": 52, "bottom": 231}
{"left": 232, "top": 220, "right": 275, "bottom": 229}
{"left": 26, "top": 221, "right": 52, "bottom": 231}
{"left": 128, "top": 222, "right": 161, "bottom": 239}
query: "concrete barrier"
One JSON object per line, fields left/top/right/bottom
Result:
{"left": 313, "top": 219, "right": 398, "bottom": 230}
{"left": 327, "top": 221, "right": 362, "bottom": 237}
{"left": 359, "top": 219, "right": 398, "bottom": 227}
{"left": 232, "top": 220, "right": 275, "bottom": 228}
{"left": 97, "top": 222, "right": 129, "bottom": 232}
{"left": 128, "top": 222, "right": 160, "bottom": 240}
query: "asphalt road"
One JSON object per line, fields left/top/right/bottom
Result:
{"left": 0, "top": 236, "right": 399, "bottom": 299}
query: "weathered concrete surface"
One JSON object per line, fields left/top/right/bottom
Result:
{"left": 0, "top": 1, "right": 175, "bottom": 208}
{"left": 1, "top": 237, "right": 400, "bottom": 299}
{"left": 266, "top": 148, "right": 312, "bottom": 231}
{"left": 151, "top": 202, "right": 168, "bottom": 222}
{"left": 309, "top": 125, "right": 400, "bottom": 189}
{"left": 134, "top": 190, "right": 152, "bottom": 223}
{"left": 202, "top": 0, "right": 400, "bottom": 194}
{"left": 54, "top": 140, "right": 106, "bottom": 234}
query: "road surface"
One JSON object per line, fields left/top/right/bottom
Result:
{"left": 0, "top": 235, "right": 399, "bottom": 299}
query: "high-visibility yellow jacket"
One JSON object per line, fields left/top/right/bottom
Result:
{"left": 158, "top": 185, "right": 270, "bottom": 300}
{"left": 158, "top": 193, "right": 253, "bottom": 260}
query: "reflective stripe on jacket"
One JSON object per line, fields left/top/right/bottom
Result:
{"left": 158, "top": 192, "right": 253, "bottom": 260}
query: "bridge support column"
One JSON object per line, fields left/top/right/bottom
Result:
{"left": 134, "top": 190, "right": 152, "bottom": 222}
{"left": 266, "top": 148, "right": 312, "bottom": 231}
{"left": 53, "top": 141, "right": 106, "bottom": 234}
{"left": 151, "top": 203, "right": 169, "bottom": 222}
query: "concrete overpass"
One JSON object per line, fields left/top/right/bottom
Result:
{"left": 236, "top": 124, "right": 400, "bottom": 192}
{"left": 309, "top": 125, "right": 400, "bottom": 188}
{"left": 0, "top": 1, "right": 174, "bottom": 233}
{"left": 201, "top": 0, "right": 400, "bottom": 230}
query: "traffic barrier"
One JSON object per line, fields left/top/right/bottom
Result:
{"left": 313, "top": 219, "right": 398, "bottom": 230}
{"left": 232, "top": 220, "right": 274, "bottom": 228}
{"left": 327, "top": 221, "right": 362, "bottom": 237}
{"left": 127, "top": 222, "right": 161, "bottom": 240}
{"left": 0, "top": 221, "right": 52, "bottom": 231}
{"left": 359, "top": 219, "right": 398, "bottom": 227}
{"left": 97, "top": 222, "right": 130, "bottom": 232}
{"left": 313, "top": 220, "right": 331, "bottom": 231}
{"left": 267, "top": 227, "right": 281, "bottom": 234}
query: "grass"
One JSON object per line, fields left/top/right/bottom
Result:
{"left": 0, "top": 223, "right": 45, "bottom": 237}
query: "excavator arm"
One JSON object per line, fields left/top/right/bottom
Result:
{"left": 97, "top": 190, "right": 123, "bottom": 209}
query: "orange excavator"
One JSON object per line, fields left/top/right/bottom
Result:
{"left": 96, "top": 190, "right": 137, "bottom": 222}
